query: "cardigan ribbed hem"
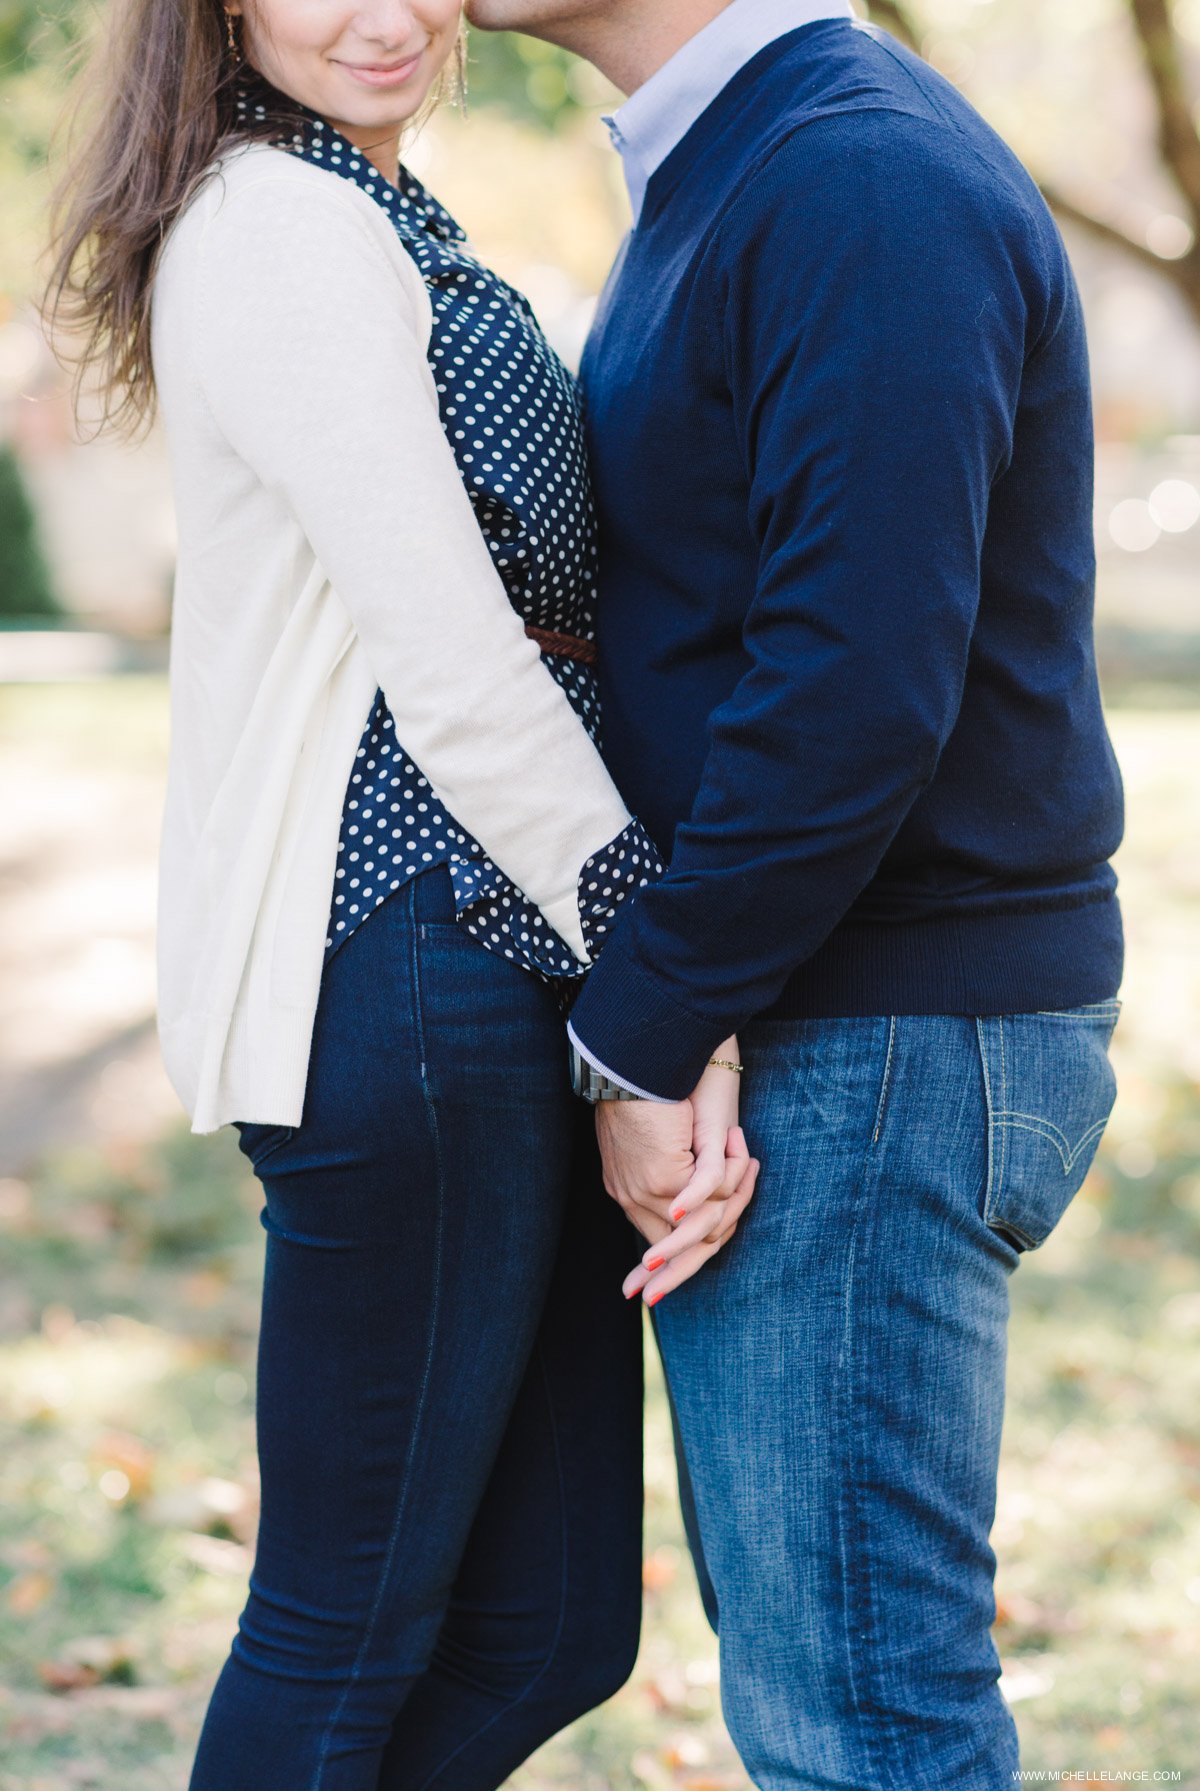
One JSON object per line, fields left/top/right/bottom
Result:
{"left": 567, "top": 892, "right": 1125, "bottom": 1101}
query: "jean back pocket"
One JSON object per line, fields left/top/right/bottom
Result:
{"left": 975, "top": 1001, "right": 1120, "bottom": 1253}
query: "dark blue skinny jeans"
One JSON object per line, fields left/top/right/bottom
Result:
{"left": 188, "top": 865, "right": 645, "bottom": 1790}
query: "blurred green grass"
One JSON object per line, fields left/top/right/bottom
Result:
{"left": 1, "top": 682, "right": 1198, "bottom": 1790}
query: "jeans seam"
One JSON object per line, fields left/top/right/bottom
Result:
{"left": 996, "top": 1018, "right": 1009, "bottom": 1207}
{"left": 310, "top": 880, "right": 447, "bottom": 1787}
{"left": 836, "top": 1120, "right": 897, "bottom": 1787}
{"left": 870, "top": 1017, "right": 897, "bottom": 1146}
{"left": 975, "top": 1018, "right": 997, "bottom": 1217}
{"left": 410, "top": 1340, "right": 571, "bottom": 1791}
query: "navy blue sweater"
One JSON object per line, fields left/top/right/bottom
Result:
{"left": 567, "top": 19, "right": 1125, "bottom": 1100}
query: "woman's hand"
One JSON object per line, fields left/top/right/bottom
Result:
{"left": 594, "top": 1036, "right": 744, "bottom": 1244}
{"left": 666, "top": 1038, "right": 748, "bottom": 1223}
{"left": 622, "top": 1127, "right": 759, "bottom": 1305}
{"left": 620, "top": 1038, "right": 761, "bottom": 1305}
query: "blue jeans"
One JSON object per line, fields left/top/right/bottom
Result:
{"left": 188, "top": 866, "right": 644, "bottom": 1790}
{"left": 654, "top": 1002, "right": 1120, "bottom": 1790}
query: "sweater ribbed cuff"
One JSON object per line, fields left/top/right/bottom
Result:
{"left": 564, "top": 937, "right": 730, "bottom": 1102}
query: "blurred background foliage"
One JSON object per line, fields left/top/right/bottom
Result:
{"left": 2, "top": 3, "right": 1200, "bottom": 1788}
{"left": 0, "top": 445, "right": 60, "bottom": 620}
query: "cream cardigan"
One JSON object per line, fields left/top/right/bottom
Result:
{"left": 149, "top": 140, "right": 632, "bottom": 1134}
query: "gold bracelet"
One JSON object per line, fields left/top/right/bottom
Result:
{"left": 708, "top": 1057, "right": 744, "bottom": 1074}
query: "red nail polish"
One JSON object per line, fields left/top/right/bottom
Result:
{"left": 671, "top": 1206, "right": 686, "bottom": 1222}
{"left": 646, "top": 1256, "right": 666, "bottom": 1272}
{"left": 647, "top": 1290, "right": 665, "bottom": 1307}
{"left": 624, "top": 1286, "right": 639, "bottom": 1300}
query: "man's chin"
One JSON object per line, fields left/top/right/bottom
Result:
{"left": 465, "top": 0, "right": 591, "bottom": 49}
{"left": 464, "top": 0, "right": 566, "bottom": 30}
{"left": 462, "top": 0, "right": 506, "bottom": 29}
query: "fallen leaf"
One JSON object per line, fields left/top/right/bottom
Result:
{"left": 37, "top": 1634, "right": 138, "bottom": 1692}
{"left": 642, "top": 1666, "right": 689, "bottom": 1713}
{"left": 37, "top": 1660, "right": 101, "bottom": 1692}
{"left": 630, "top": 1750, "right": 673, "bottom": 1791}
{"left": 145, "top": 1475, "right": 256, "bottom": 1537}
{"left": 7, "top": 1571, "right": 54, "bottom": 1615}
{"left": 90, "top": 1430, "right": 156, "bottom": 1500}
{"left": 181, "top": 1532, "right": 252, "bottom": 1576}
{"left": 181, "top": 1267, "right": 232, "bottom": 1308}
{"left": 643, "top": 1546, "right": 679, "bottom": 1592}
{"left": 663, "top": 1733, "right": 708, "bottom": 1769}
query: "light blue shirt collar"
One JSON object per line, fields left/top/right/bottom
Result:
{"left": 602, "top": 0, "right": 855, "bottom": 224}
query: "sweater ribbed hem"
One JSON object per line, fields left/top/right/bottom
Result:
{"left": 761, "top": 893, "right": 1124, "bottom": 1022}
{"left": 568, "top": 893, "right": 1124, "bottom": 1102}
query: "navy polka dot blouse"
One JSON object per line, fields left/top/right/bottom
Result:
{"left": 233, "top": 73, "right": 663, "bottom": 987}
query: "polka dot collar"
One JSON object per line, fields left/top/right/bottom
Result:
{"left": 231, "top": 68, "right": 465, "bottom": 247}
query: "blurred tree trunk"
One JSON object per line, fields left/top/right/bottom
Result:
{"left": 865, "top": 0, "right": 1200, "bottom": 329}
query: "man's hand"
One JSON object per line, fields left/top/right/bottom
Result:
{"left": 595, "top": 1098, "right": 695, "bottom": 1243}
{"left": 594, "top": 1036, "right": 761, "bottom": 1304}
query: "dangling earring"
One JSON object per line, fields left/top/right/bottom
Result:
{"left": 225, "top": 10, "right": 242, "bottom": 62}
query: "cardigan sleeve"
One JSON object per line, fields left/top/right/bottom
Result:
{"left": 189, "top": 174, "right": 632, "bottom": 964}
{"left": 566, "top": 119, "right": 1030, "bottom": 1095}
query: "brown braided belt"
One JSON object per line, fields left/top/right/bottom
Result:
{"left": 525, "top": 624, "right": 598, "bottom": 667}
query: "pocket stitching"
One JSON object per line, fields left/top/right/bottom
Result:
{"left": 997, "top": 1016, "right": 1009, "bottom": 1206}
{"left": 975, "top": 1011, "right": 1118, "bottom": 1252}
{"left": 1033, "top": 1005, "right": 1122, "bottom": 1021}
{"left": 992, "top": 1110, "right": 1111, "bottom": 1174}
{"left": 975, "top": 1016, "right": 998, "bottom": 1215}
{"left": 980, "top": 1017, "right": 1031, "bottom": 1245}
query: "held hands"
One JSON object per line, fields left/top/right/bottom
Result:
{"left": 594, "top": 1038, "right": 760, "bottom": 1307}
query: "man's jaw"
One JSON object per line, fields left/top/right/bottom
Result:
{"left": 462, "top": 0, "right": 615, "bottom": 85}
{"left": 463, "top": 0, "right": 593, "bottom": 36}
{"left": 463, "top": 0, "right": 735, "bottom": 98}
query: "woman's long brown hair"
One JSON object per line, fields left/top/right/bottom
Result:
{"left": 39, "top": 0, "right": 462, "bottom": 446}
{"left": 37, "top": 0, "right": 310, "bottom": 444}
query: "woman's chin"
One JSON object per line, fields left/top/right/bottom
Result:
{"left": 325, "top": 58, "right": 435, "bottom": 122}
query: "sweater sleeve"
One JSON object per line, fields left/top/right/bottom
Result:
{"left": 567, "top": 119, "right": 1032, "bottom": 1096}
{"left": 190, "top": 174, "right": 631, "bottom": 964}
